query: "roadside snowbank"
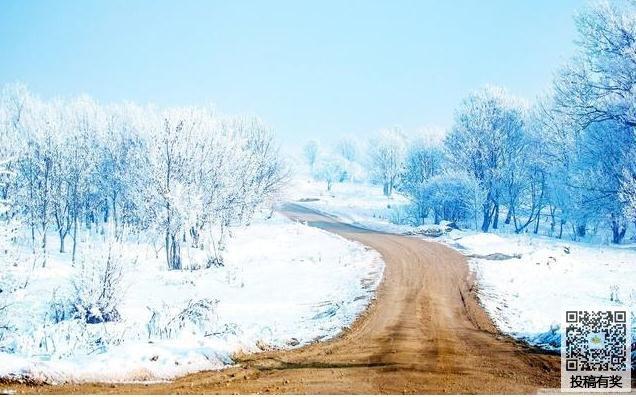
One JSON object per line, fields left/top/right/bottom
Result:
{"left": 0, "top": 214, "right": 383, "bottom": 383}
{"left": 447, "top": 231, "right": 636, "bottom": 350}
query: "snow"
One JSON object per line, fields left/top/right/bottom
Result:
{"left": 287, "top": 177, "right": 412, "bottom": 234}
{"left": 0, "top": 213, "right": 383, "bottom": 383}
{"left": 449, "top": 231, "right": 636, "bottom": 350}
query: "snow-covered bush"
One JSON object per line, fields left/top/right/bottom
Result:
{"left": 0, "top": 272, "right": 17, "bottom": 343}
{"left": 69, "top": 247, "right": 125, "bottom": 324}
{"left": 146, "top": 298, "right": 219, "bottom": 340}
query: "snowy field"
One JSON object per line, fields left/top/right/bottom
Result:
{"left": 0, "top": 214, "right": 383, "bottom": 383}
{"left": 289, "top": 178, "right": 636, "bottom": 352}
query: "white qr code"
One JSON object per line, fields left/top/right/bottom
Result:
{"left": 561, "top": 309, "right": 632, "bottom": 392}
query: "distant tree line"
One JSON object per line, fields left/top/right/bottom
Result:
{"left": 304, "top": 2, "right": 636, "bottom": 244}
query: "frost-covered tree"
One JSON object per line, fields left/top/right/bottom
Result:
{"left": 336, "top": 137, "right": 358, "bottom": 162}
{"left": 0, "top": 85, "right": 286, "bottom": 269}
{"left": 303, "top": 140, "right": 319, "bottom": 171}
{"left": 620, "top": 163, "right": 636, "bottom": 221}
{"left": 400, "top": 139, "right": 445, "bottom": 224}
{"left": 548, "top": 1, "right": 636, "bottom": 243}
{"left": 0, "top": 121, "right": 21, "bottom": 337}
{"left": 24, "top": 109, "right": 56, "bottom": 266}
{"left": 145, "top": 109, "right": 285, "bottom": 270}
{"left": 368, "top": 127, "right": 406, "bottom": 196}
{"left": 554, "top": 1, "right": 636, "bottom": 130}
{"left": 530, "top": 97, "right": 586, "bottom": 238}
{"left": 0, "top": 161, "right": 18, "bottom": 256}
{"left": 314, "top": 157, "right": 347, "bottom": 191}
{"left": 445, "top": 86, "right": 526, "bottom": 232}
{"left": 147, "top": 113, "right": 189, "bottom": 270}
{"left": 418, "top": 173, "right": 478, "bottom": 225}
{"left": 575, "top": 121, "right": 634, "bottom": 243}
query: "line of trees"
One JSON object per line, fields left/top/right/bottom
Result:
{"left": 0, "top": 86, "right": 286, "bottom": 270}
{"left": 303, "top": 1, "right": 636, "bottom": 244}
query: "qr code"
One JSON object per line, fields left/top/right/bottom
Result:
{"left": 562, "top": 309, "right": 631, "bottom": 391}
{"left": 564, "top": 310, "right": 629, "bottom": 371}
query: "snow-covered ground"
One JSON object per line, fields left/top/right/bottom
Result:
{"left": 288, "top": 178, "right": 636, "bottom": 352}
{"left": 288, "top": 177, "right": 412, "bottom": 234}
{"left": 0, "top": 214, "right": 383, "bottom": 383}
{"left": 446, "top": 231, "right": 636, "bottom": 350}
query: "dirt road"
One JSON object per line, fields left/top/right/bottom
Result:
{"left": 11, "top": 203, "right": 560, "bottom": 394}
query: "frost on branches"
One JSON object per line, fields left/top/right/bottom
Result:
{"left": 298, "top": 1, "right": 636, "bottom": 244}
{"left": 0, "top": 84, "right": 286, "bottom": 271}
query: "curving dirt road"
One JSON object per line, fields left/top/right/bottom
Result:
{"left": 10, "top": 203, "right": 560, "bottom": 394}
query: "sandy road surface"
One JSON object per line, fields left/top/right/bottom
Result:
{"left": 9, "top": 203, "right": 560, "bottom": 394}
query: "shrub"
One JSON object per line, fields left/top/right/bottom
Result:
{"left": 70, "top": 247, "right": 125, "bottom": 324}
{"left": 146, "top": 298, "right": 219, "bottom": 340}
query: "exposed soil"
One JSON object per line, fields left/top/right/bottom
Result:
{"left": 7, "top": 203, "right": 561, "bottom": 394}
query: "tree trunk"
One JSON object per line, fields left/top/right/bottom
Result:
{"left": 576, "top": 224, "right": 586, "bottom": 238}
{"left": 481, "top": 202, "right": 492, "bottom": 232}
{"left": 41, "top": 225, "right": 47, "bottom": 267}
{"left": 59, "top": 231, "right": 65, "bottom": 253}
{"left": 492, "top": 204, "right": 500, "bottom": 229}
{"left": 549, "top": 206, "right": 556, "bottom": 236}
{"left": 168, "top": 233, "right": 181, "bottom": 270}
{"left": 532, "top": 176, "right": 545, "bottom": 235}
{"left": 533, "top": 209, "right": 541, "bottom": 234}
{"left": 72, "top": 211, "right": 78, "bottom": 263}
{"left": 112, "top": 191, "right": 119, "bottom": 239}
{"left": 611, "top": 215, "right": 627, "bottom": 244}
{"left": 29, "top": 171, "right": 36, "bottom": 254}
{"left": 41, "top": 158, "right": 51, "bottom": 268}
{"left": 419, "top": 204, "right": 427, "bottom": 225}
{"left": 504, "top": 209, "right": 512, "bottom": 225}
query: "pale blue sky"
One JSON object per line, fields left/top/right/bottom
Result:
{"left": 0, "top": 0, "right": 583, "bottom": 144}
